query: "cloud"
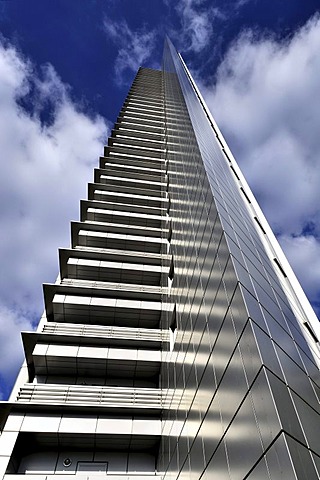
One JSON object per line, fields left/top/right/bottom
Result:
{"left": 234, "top": 0, "right": 253, "bottom": 7}
{"left": 0, "top": 306, "right": 32, "bottom": 400}
{"left": 278, "top": 235, "right": 320, "bottom": 305}
{"left": 202, "top": 14, "right": 320, "bottom": 308}
{"left": 176, "top": 0, "right": 221, "bottom": 53}
{"left": 103, "top": 19, "right": 157, "bottom": 83}
{"left": 0, "top": 40, "right": 109, "bottom": 397}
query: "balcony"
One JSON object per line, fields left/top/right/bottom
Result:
{"left": 63, "top": 257, "right": 168, "bottom": 286}
{"left": 31, "top": 343, "right": 162, "bottom": 380}
{"left": 90, "top": 187, "right": 168, "bottom": 209}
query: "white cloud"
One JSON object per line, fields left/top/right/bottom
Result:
{"left": 202, "top": 14, "right": 320, "bottom": 307}
{"left": 103, "top": 19, "right": 157, "bottom": 82}
{"left": 0, "top": 306, "right": 32, "bottom": 400}
{"left": 0, "top": 41, "right": 109, "bottom": 397}
{"left": 278, "top": 235, "right": 320, "bottom": 304}
{"left": 176, "top": 0, "right": 221, "bottom": 53}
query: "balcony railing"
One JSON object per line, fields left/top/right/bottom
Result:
{"left": 16, "top": 384, "right": 177, "bottom": 409}
{"left": 42, "top": 322, "right": 169, "bottom": 343}
{"left": 4, "top": 474, "right": 164, "bottom": 479}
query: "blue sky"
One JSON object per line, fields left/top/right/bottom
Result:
{"left": 1, "top": 0, "right": 320, "bottom": 399}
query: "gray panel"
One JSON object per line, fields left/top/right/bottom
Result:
{"left": 285, "top": 434, "right": 319, "bottom": 480}
{"left": 265, "top": 370, "right": 306, "bottom": 443}
{"left": 290, "top": 390, "right": 320, "bottom": 454}
{"left": 261, "top": 304, "right": 294, "bottom": 344}
{"left": 265, "top": 433, "right": 297, "bottom": 479}
{"left": 274, "top": 343, "right": 319, "bottom": 411}
{"left": 245, "top": 456, "right": 270, "bottom": 479}
{"left": 215, "top": 347, "right": 248, "bottom": 434}
{"left": 210, "top": 311, "right": 238, "bottom": 387}
{"left": 198, "top": 392, "right": 224, "bottom": 465}
{"left": 228, "top": 284, "right": 250, "bottom": 339}
{"left": 250, "top": 321, "right": 284, "bottom": 379}
{"left": 249, "top": 368, "right": 281, "bottom": 449}
{"left": 311, "top": 452, "right": 320, "bottom": 479}
{"left": 237, "top": 320, "right": 263, "bottom": 387}
{"left": 224, "top": 393, "right": 264, "bottom": 479}
{"left": 202, "top": 440, "right": 231, "bottom": 480}
{"left": 188, "top": 435, "right": 206, "bottom": 478}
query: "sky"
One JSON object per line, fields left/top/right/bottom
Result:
{"left": 0, "top": 0, "right": 320, "bottom": 400}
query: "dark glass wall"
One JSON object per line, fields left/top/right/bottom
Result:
{"left": 159, "top": 38, "right": 320, "bottom": 479}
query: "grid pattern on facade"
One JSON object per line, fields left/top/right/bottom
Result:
{"left": 159, "top": 39, "right": 320, "bottom": 479}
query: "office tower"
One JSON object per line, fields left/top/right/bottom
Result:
{"left": 1, "top": 37, "right": 320, "bottom": 479}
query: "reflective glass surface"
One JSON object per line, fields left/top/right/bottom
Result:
{"left": 159, "top": 38, "right": 320, "bottom": 479}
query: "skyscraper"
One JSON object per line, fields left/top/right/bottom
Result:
{"left": 1, "top": 37, "right": 320, "bottom": 479}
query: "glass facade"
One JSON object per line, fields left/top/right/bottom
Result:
{"left": 160, "top": 38, "right": 320, "bottom": 479}
{"left": 0, "top": 40, "right": 319, "bottom": 480}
